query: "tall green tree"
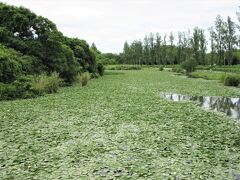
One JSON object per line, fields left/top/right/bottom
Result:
{"left": 149, "top": 33, "right": 155, "bottom": 64}
{"left": 225, "top": 16, "right": 237, "bottom": 65}
{"left": 199, "top": 29, "right": 207, "bottom": 65}
{"left": 155, "top": 33, "right": 162, "bottom": 64}
{"left": 209, "top": 27, "right": 217, "bottom": 65}
{"left": 191, "top": 27, "right": 200, "bottom": 64}
{"left": 177, "top": 32, "right": 183, "bottom": 64}
{"left": 214, "top": 15, "right": 226, "bottom": 65}
{"left": 123, "top": 41, "right": 130, "bottom": 64}
{"left": 143, "top": 36, "right": 150, "bottom": 64}
{"left": 162, "top": 34, "right": 167, "bottom": 65}
{"left": 168, "top": 32, "right": 175, "bottom": 64}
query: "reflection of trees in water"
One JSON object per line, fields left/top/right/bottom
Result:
{"left": 199, "top": 97, "right": 240, "bottom": 119}
{"left": 161, "top": 93, "right": 240, "bottom": 119}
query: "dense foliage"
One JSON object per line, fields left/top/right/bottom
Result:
{"left": 0, "top": 2, "right": 104, "bottom": 100}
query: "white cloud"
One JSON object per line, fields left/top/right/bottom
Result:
{"left": 2, "top": 0, "right": 239, "bottom": 53}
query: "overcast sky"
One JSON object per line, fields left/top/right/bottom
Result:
{"left": 3, "top": 0, "right": 240, "bottom": 53}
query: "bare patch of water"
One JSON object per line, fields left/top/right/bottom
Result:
{"left": 161, "top": 93, "right": 240, "bottom": 120}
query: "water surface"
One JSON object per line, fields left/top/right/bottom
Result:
{"left": 161, "top": 93, "right": 240, "bottom": 120}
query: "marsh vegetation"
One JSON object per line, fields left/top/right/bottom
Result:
{"left": 1, "top": 2, "right": 240, "bottom": 179}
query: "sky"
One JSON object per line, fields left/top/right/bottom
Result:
{"left": 2, "top": 0, "right": 240, "bottom": 53}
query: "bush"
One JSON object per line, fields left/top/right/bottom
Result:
{"left": 159, "top": 66, "right": 164, "bottom": 71}
{"left": 223, "top": 75, "right": 240, "bottom": 87}
{"left": 97, "top": 63, "right": 105, "bottom": 76}
{"left": 0, "top": 75, "right": 36, "bottom": 100}
{"left": 80, "top": 72, "right": 90, "bottom": 86}
{"left": 181, "top": 58, "right": 197, "bottom": 73}
{"left": 13, "top": 75, "right": 36, "bottom": 98}
{"left": 0, "top": 83, "right": 17, "bottom": 100}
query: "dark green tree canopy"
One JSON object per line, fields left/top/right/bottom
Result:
{"left": 0, "top": 2, "right": 101, "bottom": 84}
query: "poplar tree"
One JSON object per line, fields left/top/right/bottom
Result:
{"left": 225, "top": 16, "right": 237, "bottom": 65}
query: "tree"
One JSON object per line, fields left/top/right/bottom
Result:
{"left": 149, "top": 33, "right": 155, "bottom": 64}
{"left": 191, "top": 27, "right": 200, "bottom": 64}
{"left": 177, "top": 32, "right": 183, "bottom": 64}
{"left": 225, "top": 16, "right": 237, "bottom": 65}
{"left": 168, "top": 32, "right": 175, "bottom": 64}
{"left": 143, "top": 36, "right": 150, "bottom": 64}
{"left": 162, "top": 34, "right": 167, "bottom": 65}
{"left": 123, "top": 41, "right": 130, "bottom": 64}
{"left": 209, "top": 27, "right": 217, "bottom": 65}
{"left": 91, "top": 43, "right": 101, "bottom": 54}
{"left": 155, "top": 33, "right": 162, "bottom": 64}
{"left": 214, "top": 15, "right": 226, "bottom": 65}
{"left": 199, "top": 29, "right": 207, "bottom": 65}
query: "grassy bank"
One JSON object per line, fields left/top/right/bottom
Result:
{"left": 189, "top": 71, "right": 230, "bottom": 80}
{"left": 1, "top": 69, "right": 240, "bottom": 179}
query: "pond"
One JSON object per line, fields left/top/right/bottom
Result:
{"left": 161, "top": 93, "right": 240, "bottom": 120}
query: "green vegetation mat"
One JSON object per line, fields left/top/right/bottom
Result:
{"left": 190, "top": 71, "right": 230, "bottom": 80}
{"left": 1, "top": 69, "right": 240, "bottom": 179}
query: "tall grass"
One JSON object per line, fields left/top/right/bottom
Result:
{"left": 33, "top": 72, "right": 62, "bottom": 94}
{"left": 79, "top": 72, "right": 90, "bottom": 86}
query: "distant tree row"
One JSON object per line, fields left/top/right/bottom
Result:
{"left": 121, "top": 12, "right": 240, "bottom": 66}
{"left": 90, "top": 43, "right": 119, "bottom": 65}
{"left": 0, "top": 2, "right": 103, "bottom": 85}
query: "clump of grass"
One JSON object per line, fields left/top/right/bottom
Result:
{"left": 33, "top": 72, "right": 62, "bottom": 94}
{"left": 220, "top": 74, "right": 227, "bottom": 83}
{"left": 80, "top": 72, "right": 90, "bottom": 86}
{"left": 172, "top": 67, "right": 184, "bottom": 73}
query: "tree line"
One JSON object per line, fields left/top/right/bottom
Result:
{"left": 121, "top": 12, "right": 240, "bottom": 66}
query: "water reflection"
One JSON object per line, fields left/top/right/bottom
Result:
{"left": 161, "top": 93, "right": 240, "bottom": 120}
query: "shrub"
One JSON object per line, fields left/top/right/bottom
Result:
{"left": 0, "top": 83, "right": 17, "bottom": 100}
{"left": 0, "top": 75, "right": 36, "bottom": 100}
{"left": 159, "top": 66, "right": 164, "bottom": 71}
{"left": 13, "top": 75, "right": 36, "bottom": 98}
{"left": 181, "top": 58, "right": 197, "bottom": 73}
{"left": 80, "top": 72, "right": 90, "bottom": 86}
{"left": 97, "top": 63, "right": 105, "bottom": 76}
{"left": 223, "top": 75, "right": 240, "bottom": 87}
